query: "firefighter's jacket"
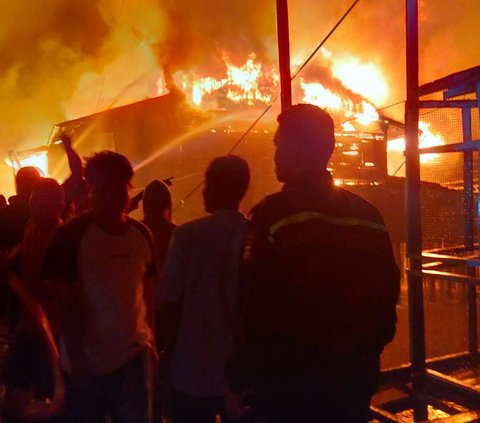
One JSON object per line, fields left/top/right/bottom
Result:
{"left": 227, "top": 172, "right": 400, "bottom": 399}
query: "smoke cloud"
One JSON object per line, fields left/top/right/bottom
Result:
{"left": 0, "top": 0, "right": 478, "bottom": 195}
{"left": 155, "top": 0, "right": 276, "bottom": 85}
{"left": 290, "top": 0, "right": 479, "bottom": 113}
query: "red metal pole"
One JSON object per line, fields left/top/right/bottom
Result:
{"left": 276, "top": 0, "right": 292, "bottom": 111}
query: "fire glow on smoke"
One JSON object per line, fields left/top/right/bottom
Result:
{"left": 3, "top": 0, "right": 475, "bottom": 193}
{"left": 3, "top": 51, "right": 445, "bottom": 178}
{"left": 1, "top": 0, "right": 476, "bottom": 151}
{"left": 178, "top": 52, "right": 444, "bottom": 163}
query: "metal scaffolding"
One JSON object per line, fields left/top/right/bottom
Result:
{"left": 370, "top": 1, "right": 480, "bottom": 420}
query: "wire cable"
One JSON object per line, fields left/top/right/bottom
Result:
{"left": 291, "top": 0, "right": 361, "bottom": 81}
{"left": 227, "top": 94, "right": 279, "bottom": 155}
{"left": 337, "top": 100, "right": 406, "bottom": 127}
{"left": 174, "top": 0, "right": 362, "bottom": 210}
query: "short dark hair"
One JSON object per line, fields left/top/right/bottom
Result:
{"left": 143, "top": 180, "right": 172, "bottom": 213}
{"left": 84, "top": 151, "right": 133, "bottom": 188}
{"left": 15, "top": 166, "right": 41, "bottom": 197}
{"left": 205, "top": 155, "right": 250, "bottom": 204}
{"left": 277, "top": 104, "right": 335, "bottom": 166}
{"left": 30, "top": 177, "right": 64, "bottom": 218}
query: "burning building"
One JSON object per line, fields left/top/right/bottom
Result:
{"left": 42, "top": 89, "right": 394, "bottom": 224}
{"left": 0, "top": 1, "right": 479, "bottom": 419}
{"left": 6, "top": 45, "right": 450, "bottom": 235}
{"left": 2, "top": 0, "right": 477, "bottom": 196}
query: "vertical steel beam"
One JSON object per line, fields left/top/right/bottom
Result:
{"left": 405, "top": 0, "right": 426, "bottom": 386}
{"left": 463, "top": 108, "right": 474, "bottom": 250}
{"left": 476, "top": 83, "right": 480, "bottom": 358}
{"left": 477, "top": 81, "right": 480, "bottom": 110}
{"left": 462, "top": 105, "right": 478, "bottom": 357}
{"left": 477, "top": 82, "right": 480, "bottom": 250}
{"left": 276, "top": 0, "right": 292, "bottom": 111}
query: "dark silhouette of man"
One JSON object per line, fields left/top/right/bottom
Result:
{"left": 227, "top": 104, "right": 400, "bottom": 423}
{"left": 42, "top": 151, "right": 156, "bottom": 423}
{"left": 3, "top": 178, "right": 65, "bottom": 420}
{"left": 0, "top": 134, "right": 82, "bottom": 251}
{"left": 160, "top": 155, "right": 250, "bottom": 423}
{"left": 142, "top": 179, "right": 177, "bottom": 277}
{"left": 141, "top": 179, "right": 177, "bottom": 423}
{"left": 0, "top": 195, "right": 7, "bottom": 211}
{"left": 0, "top": 167, "right": 42, "bottom": 252}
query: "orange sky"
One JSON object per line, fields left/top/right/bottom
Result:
{"left": 0, "top": 0, "right": 478, "bottom": 195}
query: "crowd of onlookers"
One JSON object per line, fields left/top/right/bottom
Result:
{"left": 0, "top": 104, "right": 400, "bottom": 423}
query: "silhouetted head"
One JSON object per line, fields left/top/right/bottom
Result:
{"left": 15, "top": 166, "right": 42, "bottom": 197}
{"left": 84, "top": 151, "right": 133, "bottom": 217}
{"left": 0, "top": 195, "right": 6, "bottom": 210}
{"left": 72, "top": 179, "right": 90, "bottom": 214}
{"left": 274, "top": 104, "right": 335, "bottom": 183}
{"left": 203, "top": 155, "right": 250, "bottom": 213}
{"left": 30, "top": 178, "right": 65, "bottom": 224}
{"left": 143, "top": 180, "right": 172, "bottom": 221}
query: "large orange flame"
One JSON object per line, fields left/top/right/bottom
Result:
{"left": 187, "top": 52, "right": 384, "bottom": 130}
{"left": 300, "top": 79, "right": 379, "bottom": 125}
{"left": 388, "top": 121, "right": 444, "bottom": 164}
{"left": 191, "top": 54, "right": 278, "bottom": 107}
{"left": 332, "top": 57, "right": 389, "bottom": 106}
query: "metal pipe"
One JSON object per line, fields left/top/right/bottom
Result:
{"left": 462, "top": 108, "right": 474, "bottom": 249}
{"left": 461, "top": 106, "right": 479, "bottom": 356}
{"left": 276, "top": 0, "right": 292, "bottom": 111}
{"left": 405, "top": 0, "right": 426, "bottom": 390}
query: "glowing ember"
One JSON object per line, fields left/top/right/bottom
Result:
{"left": 387, "top": 121, "right": 444, "bottom": 164}
{"left": 191, "top": 54, "right": 278, "bottom": 106}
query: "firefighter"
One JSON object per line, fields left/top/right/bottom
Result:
{"left": 227, "top": 104, "right": 400, "bottom": 423}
